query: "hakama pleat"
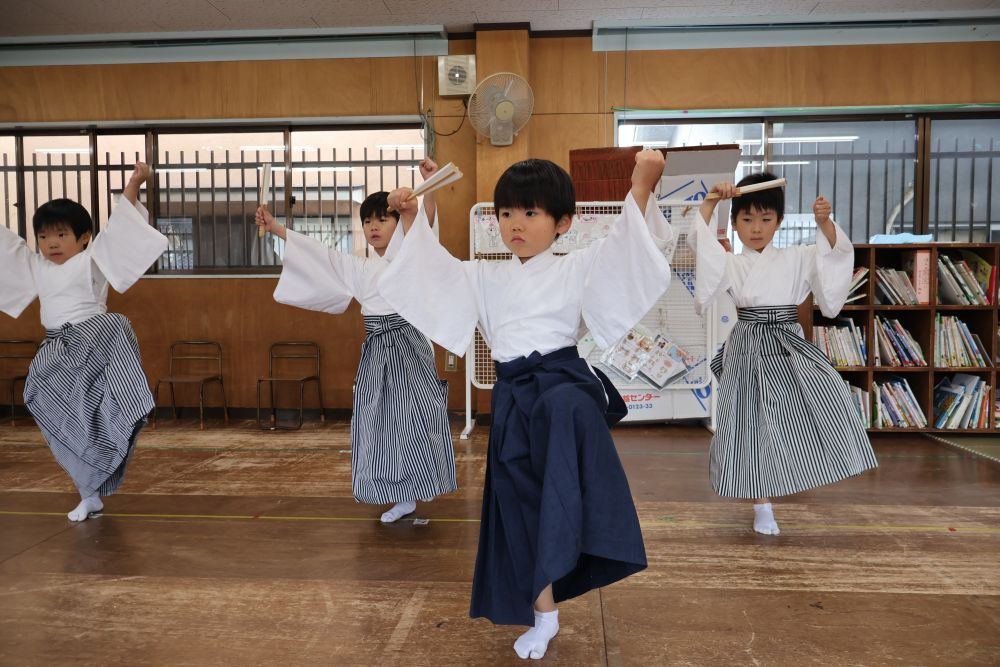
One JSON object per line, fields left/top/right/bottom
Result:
{"left": 24, "top": 313, "right": 153, "bottom": 497}
{"left": 469, "top": 346, "right": 646, "bottom": 626}
{"left": 709, "top": 306, "right": 878, "bottom": 498}
{"left": 351, "top": 314, "right": 457, "bottom": 504}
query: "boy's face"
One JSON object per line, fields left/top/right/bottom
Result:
{"left": 498, "top": 207, "right": 572, "bottom": 262}
{"left": 733, "top": 206, "right": 782, "bottom": 252}
{"left": 36, "top": 223, "right": 91, "bottom": 265}
{"left": 362, "top": 214, "right": 398, "bottom": 256}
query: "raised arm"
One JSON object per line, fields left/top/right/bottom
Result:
{"left": 807, "top": 195, "right": 854, "bottom": 317}
{"left": 378, "top": 190, "right": 478, "bottom": 356}
{"left": 90, "top": 162, "right": 169, "bottom": 293}
{"left": 0, "top": 225, "right": 40, "bottom": 319}
{"left": 580, "top": 149, "right": 673, "bottom": 347}
{"left": 258, "top": 205, "right": 362, "bottom": 314}
{"left": 688, "top": 182, "right": 737, "bottom": 316}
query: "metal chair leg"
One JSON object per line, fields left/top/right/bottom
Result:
{"left": 198, "top": 382, "right": 206, "bottom": 431}
{"left": 220, "top": 379, "right": 229, "bottom": 425}
{"left": 296, "top": 381, "right": 305, "bottom": 430}
{"left": 316, "top": 379, "right": 326, "bottom": 423}
{"left": 169, "top": 382, "right": 178, "bottom": 421}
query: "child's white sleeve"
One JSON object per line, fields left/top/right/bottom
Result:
{"left": 579, "top": 192, "right": 672, "bottom": 349}
{"left": 0, "top": 225, "right": 39, "bottom": 319}
{"left": 808, "top": 218, "right": 854, "bottom": 318}
{"left": 377, "top": 207, "right": 478, "bottom": 356}
{"left": 273, "top": 229, "right": 361, "bottom": 314}
{"left": 90, "top": 197, "right": 169, "bottom": 293}
{"left": 688, "top": 210, "right": 732, "bottom": 317}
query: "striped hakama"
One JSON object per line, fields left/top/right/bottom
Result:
{"left": 470, "top": 347, "right": 645, "bottom": 626}
{"left": 709, "top": 306, "right": 877, "bottom": 498}
{"left": 351, "top": 314, "right": 457, "bottom": 504}
{"left": 24, "top": 313, "right": 154, "bottom": 498}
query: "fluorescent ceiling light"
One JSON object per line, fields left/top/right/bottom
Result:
{"left": 768, "top": 161, "right": 811, "bottom": 166}
{"left": 769, "top": 136, "right": 858, "bottom": 143}
{"left": 376, "top": 144, "right": 424, "bottom": 150}
{"left": 34, "top": 148, "right": 89, "bottom": 154}
{"left": 261, "top": 166, "right": 355, "bottom": 173}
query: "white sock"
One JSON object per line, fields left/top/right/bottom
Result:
{"left": 68, "top": 495, "right": 103, "bottom": 522}
{"left": 753, "top": 502, "right": 780, "bottom": 535}
{"left": 419, "top": 496, "right": 434, "bottom": 503}
{"left": 514, "top": 609, "right": 559, "bottom": 660}
{"left": 380, "top": 500, "right": 416, "bottom": 523}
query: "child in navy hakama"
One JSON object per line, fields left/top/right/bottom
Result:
{"left": 378, "top": 152, "right": 673, "bottom": 659}
{"left": 691, "top": 173, "right": 877, "bottom": 536}
{"left": 256, "top": 160, "right": 456, "bottom": 523}
{"left": 0, "top": 163, "right": 167, "bottom": 521}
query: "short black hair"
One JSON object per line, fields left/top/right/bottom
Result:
{"left": 33, "top": 199, "right": 94, "bottom": 239}
{"left": 359, "top": 191, "right": 400, "bottom": 223}
{"left": 494, "top": 159, "right": 575, "bottom": 222}
{"left": 731, "top": 172, "right": 784, "bottom": 221}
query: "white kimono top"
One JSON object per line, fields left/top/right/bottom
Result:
{"left": 0, "top": 198, "right": 168, "bottom": 330}
{"left": 273, "top": 214, "right": 438, "bottom": 317}
{"left": 378, "top": 193, "right": 674, "bottom": 361}
{"left": 689, "top": 210, "right": 854, "bottom": 319}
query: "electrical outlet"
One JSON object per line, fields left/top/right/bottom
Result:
{"left": 445, "top": 352, "right": 458, "bottom": 372}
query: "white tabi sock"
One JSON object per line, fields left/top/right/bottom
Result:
{"left": 380, "top": 500, "right": 416, "bottom": 523}
{"left": 68, "top": 494, "right": 104, "bottom": 522}
{"left": 753, "top": 502, "right": 781, "bottom": 535}
{"left": 514, "top": 609, "right": 559, "bottom": 660}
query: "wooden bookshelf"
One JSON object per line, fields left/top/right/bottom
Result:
{"left": 802, "top": 243, "right": 1000, "bottom": 434}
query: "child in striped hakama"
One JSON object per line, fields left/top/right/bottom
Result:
{"left": 379, "top": 151, "right": 673, "bottom": 660}
{"left": 0, "top": 163, "right": 168, "bottom": 522}
{"left": 255, "top": 159, "right": 456, "bottom": 524}
{"left": 691, "top": 172, "right": 878, "bottom": 536}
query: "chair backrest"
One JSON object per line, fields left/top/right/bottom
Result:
{"left": 0, "top": 340, "right": 38, "bottom": 379}
{"left": 268, "top": 341, "right": 321, "bottom": 378}
{"left": 169, "top": 340, "right": 223, "bottom": 377}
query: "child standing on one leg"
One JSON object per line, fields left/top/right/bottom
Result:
{"left": 256, "top": 159, "right": 457, "bottom": 523}
{"left": 691, "top": 172, "right": 878, "bottom": 535}
{"left": 379, "top": 150, "right": 673, "bottom": 659}
{"left": 0, "top": 163, "right": 168, "bottom": 521}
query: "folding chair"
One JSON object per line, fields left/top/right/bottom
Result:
{"left": 257, "top": 341, "right": 325, "bottom": 430}
{"left": 152, "top": 340, "right": 229, "bottom": 430}
{"left": 0, "top": 340, "right": 37, "bottom": 426}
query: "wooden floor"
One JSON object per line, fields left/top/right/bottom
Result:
{"left": 1, "top": 419, "right": 998, "bottom": 666}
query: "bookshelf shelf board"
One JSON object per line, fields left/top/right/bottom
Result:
{"left": 933, "top": 366, "right": 994, "bottom": 371}
{"left": 817, "top": 305, "right": 870, "bottom": 311}
{"left": 834, "top": 366, "right": 869, "bottom": 371}
{"left": 934, "top": 305, "right": 996, "bottom": 310}
{"left": 874, "top": 366, "right": 930, "bottom": 371}
{"left": 873, "top": 305, "right": 931, "bottom": 310}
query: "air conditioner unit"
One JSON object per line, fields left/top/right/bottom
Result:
{"left": 438, "top": 55, "right": 476, "bottom": 96}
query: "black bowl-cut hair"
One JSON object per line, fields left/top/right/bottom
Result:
{"left": 494, "top": 159, "right": 575, "bottom": 222}
{"left": 359, "top": 191, "right": 400, "bottom": 223}
{"left": 731, "top": 172, "right": 784, "bottom": 222}
{"left": 32, "top": 199, "right": 94, "bottom": 239}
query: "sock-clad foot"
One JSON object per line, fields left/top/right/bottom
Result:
{"left": 68, "top": 495, "right": 103, "bottom": 522}
{"left": 380, "top": 501, "right": 416, "bottom": 523}
{"left": 753, "top": 502, "right": 780, "bottom": 535}
{"left": 514, "top": 609, "right": 559, "bottom": 660}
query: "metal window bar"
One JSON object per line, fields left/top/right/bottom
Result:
{"left": 928, "top": 135, "right": 1000, "bottom": 242}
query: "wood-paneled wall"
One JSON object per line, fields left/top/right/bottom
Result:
{"left": 2, "top": 34, "right": 997, "bottom": 412}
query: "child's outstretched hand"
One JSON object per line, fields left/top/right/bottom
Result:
{"left": 630, "top": 149, "right": 665, "bottom": 213}
{"left": 388, "top": 187, "right": 419, "bottom": 233}
{"left": 123, "top": 161, "right": 149, "bottom": 205}
{"left": 813, "top": 196, "right": 832, "bottom": 226}
{"left": 813, "top": 195, "right": 837, "bottom": 246}
{"left": 255, "top": 205, "right": 287, "bottom": 240}
{"left": 418, "top": 158, "right": 438, "bottom": 180}
{"left": 699, "top": 181, "right": 738, "bottom": 227}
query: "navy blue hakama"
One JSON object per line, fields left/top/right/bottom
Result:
{"left": 469, "top": 346, "right": 647, "bottom": 626}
